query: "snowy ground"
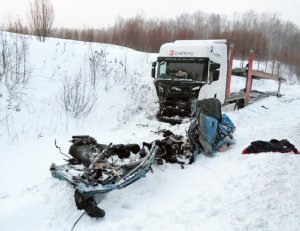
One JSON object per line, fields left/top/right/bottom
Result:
{"left": 0, "top": 33, "right": 300, "bottom": 231}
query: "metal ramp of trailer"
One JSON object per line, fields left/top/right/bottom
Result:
{"left": 225, "top": 45, "right": 285, "bottom": 107}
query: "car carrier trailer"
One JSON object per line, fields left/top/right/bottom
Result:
{"left": 151, "top": 40, "right": 284, "bottom": 123}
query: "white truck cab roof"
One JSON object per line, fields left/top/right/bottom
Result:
{"left": 158, "top": 40, "right": 227, "bottom": 63}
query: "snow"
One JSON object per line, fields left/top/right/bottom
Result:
{"left": 0, "top": 33, "right": 300, "bottom": 231}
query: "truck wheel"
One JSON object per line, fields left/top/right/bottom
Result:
{"left": 235, "top": 99, "right": 245, "bottom": 109}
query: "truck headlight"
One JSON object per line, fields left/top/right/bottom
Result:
{"left": 157, "top": 85, "right": 164, "bottom": 95}
{"left": 191, "top": 86, "right": 200, "bottom": 97}
{"left": 171, "top": 86, "right": 182, "bottom": 92}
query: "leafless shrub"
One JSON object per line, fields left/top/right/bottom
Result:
{"left": 59, "top": 70, "right": 97, "bottom": 119}
{"left": 28, "top": 0, "right": 54, "bottom": 42}
{"left": 87, "top": 47, "right": 123, "bottom": 91}
{"left": 5, "top": 37, "right": 30, "bottom": 92}
{"left": 0, "top": 34, "right": 31, "bottom": 104}
{"left": 0, "top": 33, "right": 31, "bottom": 140}
{"left": 101, "top": 52, "right": 114, "bottom": 91}
{"left": 88, "top": 46, "right": 105, "bottom": 87}
{"left": 0, "top": 34, "right": 13, "bottom": 82}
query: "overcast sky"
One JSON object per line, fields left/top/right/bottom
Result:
{"left": 0, "top": 0, "right": 299, "bottom": 28}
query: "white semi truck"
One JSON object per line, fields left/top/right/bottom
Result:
{"left": 151, "top": 39, "right": 282, "bottom": 123}
{"left": 151, "top": 40, "right": 229, "bottom": 123}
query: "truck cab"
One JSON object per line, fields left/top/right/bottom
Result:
{"left": 152, "top": 40, "right": 228, "bottom": 123}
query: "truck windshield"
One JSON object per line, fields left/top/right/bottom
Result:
{"left": 157, "top": 59, "right": 208, "bottom": 82}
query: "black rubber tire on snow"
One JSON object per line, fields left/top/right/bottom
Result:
{"left": 74, "top": 189, "right": 105, "bottom": 218}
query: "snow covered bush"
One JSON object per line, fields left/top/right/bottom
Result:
{"left": 87, "top": 46, "right": 124, "bottom": 91}
{"left": 0, "top": 33, "right": 31, "bottom": 110}
{"left": 0, "top": 33, "right": 31, "bottom": 140}
{"left": 4, "top": 37, "right": 30, "bottom": 100}
{"left": 88, "top": 46, "right": 104, "bottom": 87}
{"left": 59, "top": 69, "right": 97, "bottom": 119}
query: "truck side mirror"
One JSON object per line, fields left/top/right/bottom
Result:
{"left": 151, "top": 62, "right": 156, "bottom": 78}
{"left": 209, "top": 61, "right": 220, "bottom": 83}
{"left": 212, "top": 70, "right": 220, "bottom": 81}
{"left": 208, "top": 70, "right": 220, "bottom": 84}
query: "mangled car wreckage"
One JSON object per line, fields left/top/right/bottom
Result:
{"left": 50, "top": 98, "right": 236, "bottom": 217}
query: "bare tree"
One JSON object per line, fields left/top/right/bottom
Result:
{"left": 7, "top": 16, "right": 29, "bottom": 35}
{"left": 28, "top": 0, "right": 54, "bottom": 42}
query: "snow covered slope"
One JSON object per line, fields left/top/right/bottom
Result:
{"left": 0, "top": 33, "right": 300, "bottom": 231}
